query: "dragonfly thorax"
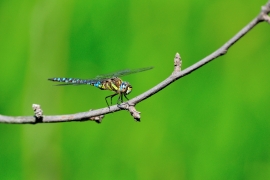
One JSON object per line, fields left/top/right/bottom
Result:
{"left": 120, "top": 81, "right": 132, "bottom": 95}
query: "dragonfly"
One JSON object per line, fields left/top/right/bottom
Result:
{"left": 48, "top": 66, "right": 153, "bottom": 107}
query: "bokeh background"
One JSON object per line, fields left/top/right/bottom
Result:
{"left": 1, "top": 0, "right": 270, "bottom": 179}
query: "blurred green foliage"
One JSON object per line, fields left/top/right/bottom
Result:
{"left": 0, "top": 0, "right": 270, "bottom": 179}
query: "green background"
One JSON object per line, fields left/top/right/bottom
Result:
{"left": 1, "top": 0, "right": 270, "bottom": 179}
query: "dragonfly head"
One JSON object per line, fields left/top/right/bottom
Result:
{"left": 126, "top": 85, "right": 132, "bottom": 95}
{"left": 120, "top": 82, "right": 132, "bottom": 95}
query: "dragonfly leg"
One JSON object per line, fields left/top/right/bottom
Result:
{"left": 123, "top": 94, "right": 133, "bottom": 105}
{"left": 117, "top": 93, "right": 124, "bottom": 109}
{"left": 105, "top": 93, "right": 118, "bottom": 107}
{"left": 123, "top": 94, "right": 129, "bottom": 101}
{"left": 117, "top": 93, "right": 123, "bottom": 105}
{"left": 117, "top": 93, "right": 131, "bottom": 109}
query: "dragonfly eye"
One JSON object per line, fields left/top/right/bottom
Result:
{"left": 120, "top": 82, "right": 128, "bottom": 90}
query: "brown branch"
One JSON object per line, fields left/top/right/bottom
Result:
{"left": 1, "top": 0, "right": 270, "bottom": 124}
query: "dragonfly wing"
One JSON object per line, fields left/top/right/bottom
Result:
{"left": 95, "top": 66, "right": 154, "bottom": 79}
{"left": 116, "top": 66, "right": 154, "bottom": 77}
{"left": 53, "top": 83, "right": 84, "bottom": 86}
{"left": 48, "top": 66, "right": 154, "bottom": 85}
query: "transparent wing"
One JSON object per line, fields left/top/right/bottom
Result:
{"left": 94, "top": 66, "right": 154, "bottom": 80}
{"left": 48, "top": 66, "right": 154, "bottom": 85}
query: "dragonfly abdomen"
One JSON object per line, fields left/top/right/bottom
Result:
{"left": 48, "top": 77, "right": 102, "bottom": 87}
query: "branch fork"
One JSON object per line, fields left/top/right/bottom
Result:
{"left": 260, "top": 2, "right": 270, "bottom": 23}
{"left": 89, "top": 115, "right": 104, "bottom": 123}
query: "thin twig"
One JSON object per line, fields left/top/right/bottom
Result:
{"left": 1, "top": 0, "right": 270, "bottom": 124}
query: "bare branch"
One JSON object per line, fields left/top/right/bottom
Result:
{"left": 1, "top": 0, "right": 270, "bottom": 124}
